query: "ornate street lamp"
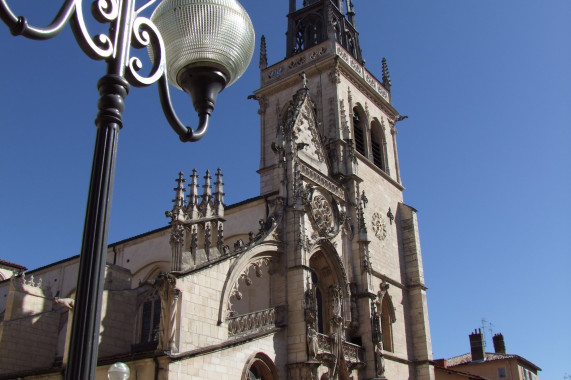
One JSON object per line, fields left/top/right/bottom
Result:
{"left": 0, "top": 0, "right": 254, "bottom": 379}
{"left": 108, "top": 362, "right": 130, "bottom": 380}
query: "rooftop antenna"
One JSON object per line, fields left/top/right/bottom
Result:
{"left": 481, "top": 318, "right": 495, "bottom": 350}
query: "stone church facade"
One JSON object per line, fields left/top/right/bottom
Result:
{"left": 0, "top": 1, "right": 434, "bottom": 379}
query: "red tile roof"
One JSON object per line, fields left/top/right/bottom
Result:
{"left": 0, "top": 259, "right": 27, "bottom": 270}
{"left": 434, "top": 365, "right": 488, "bottom": 379}
{"left": 447, "top": 353, "right": 541, "bottom": 372}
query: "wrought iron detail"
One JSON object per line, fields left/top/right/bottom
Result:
{"left": 0, "top": 0, "right": 214, "bottom": 142}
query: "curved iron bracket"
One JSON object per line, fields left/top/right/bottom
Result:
{"left": 0, "top": 0, "right": 75, "bottom": 39}
{"left": 1, "top": 0, "right": 209, "bottom": 143}
{"left": 157, "top": 74, "right": 209, "bottom": 143}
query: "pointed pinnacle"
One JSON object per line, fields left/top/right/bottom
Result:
{"left": 259, "top": 35, "right": 268, "bottom": 70}
{"left": 382, "top": 57, "right": 392, "bottom": 92}
{"left": 172, "top": 172, "right": 186, "bottom": 209}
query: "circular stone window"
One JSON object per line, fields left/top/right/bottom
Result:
{"left": 311, "top": 193, "right": 334, "bottom": 235}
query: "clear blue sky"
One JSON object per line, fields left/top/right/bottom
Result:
{"left": 1, "top": 0, "right": 569, "bottom": 378}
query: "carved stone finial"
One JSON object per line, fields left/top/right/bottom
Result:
{"left": 382, "top": 57, "right": 391, "bottom": 92}
{"left": 166, "top": 172, "right": 186, "bottom": 223}
{"left": 357, "top": 191, "right": 367, "bottom": 236}
{"left": 202, "top": 170, "right": 212, "bottom": 200}
{"left": 187, "top": 169, "right": 199, "bottom": 218}
{"left": 217, "top": 222, "right": 224, "bottom": 252}
{"left": 361, "top": 190, "right": 368, "bottom": 209}
{"left": 201, "top": 170, "right": 213, "bottom": 216}
{"left": 173, "top": 172, "right": 186, "bottom": 210}
{"left": 213, "top": 168, "right": 225, "bottom": 216}
{"left": 259, "top": 35, "right": 268, "bottom": 69}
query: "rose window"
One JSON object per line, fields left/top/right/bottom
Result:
{"left": 311, "top": 194, "right": 334, "bottom": 234}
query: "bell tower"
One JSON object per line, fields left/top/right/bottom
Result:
{"left": 253, "top": 1, "right": 434, "bottom": 379}
{"left": 285, "top": 0, "right": 362, "bottom": 63}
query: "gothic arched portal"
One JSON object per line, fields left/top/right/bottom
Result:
{"left": 241, "top": 352, "right": 279, "bottom": 380}
{"left": 308, "top": 249, "right": 348, "bottom": 335}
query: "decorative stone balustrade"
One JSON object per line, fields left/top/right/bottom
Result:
{"left": 315, "top": 332, "right": 364, "bottom": 363}
{"left": 227, "top": 307, "right": 278, "bottom": 337}
{"left": 261, "top": 40, "right": 390, "bottom": 104}
{"left": 342, "top": 341, "right": 363, "bottom": 363}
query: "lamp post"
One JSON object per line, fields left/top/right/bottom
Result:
{"left": 0, "top": 1, "right": 254, "bottom": 379}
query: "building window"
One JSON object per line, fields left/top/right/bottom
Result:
{"left": 140, "top": 293, "right": 161, "bottom": 345}
{"left": 371, "top": 120, "right": 387, "bottom": 172}
{"left": 243, "top": 353, "right": 278, "bottom": 380}
{"left": 521, "top": 368, "right": 535, "bottom": 380}
{"left": 498, "top": 367, "right": 507, "bottom": 378}
{"left": 353, "top": 109, "right": 366, "bottom": 156}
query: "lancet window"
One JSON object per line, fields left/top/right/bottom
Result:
{"left": 139, "top": 291, "right": 161, "bottom": 346}
{"left": 294, "top": 14, "right": 323, "bottom": 53}
{"left": 353, "top": 108, "right": 366, "bottom": 156}
{"left": 371, "top": 119, "right": 388, "bottom": 173}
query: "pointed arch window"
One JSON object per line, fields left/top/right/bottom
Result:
{"left": 305, "top": 20, "right": 322, "bottom": 48}
{"left": 371, "top": 120, "right": 388, "bottom": 173}
{"left": 380, "top": 295, "right": 395, "bottom": 352}
{"left": 347, "top": 34, "right": 357, "bottom": 57}
{"left": 353, "top": 108, "right": 366, "bottom": 156}
{"left": 138, "top": 290, "right": 161, "bottom": 348}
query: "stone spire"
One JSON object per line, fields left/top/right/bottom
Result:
{"left": 259, "top": 35, "right": 267, "bottom": 70}
{"left": 347, "top": 0, "right": 356, "bottom": 26}
{"left": 202, "top": 170, "right": 213, "bottom": 216}
{"left": 187, "top": 169, "right": 199, "bottom": 219}
{"left": 174, "top": 172, "right": 186, "bottom": 212}
{"left": 382, "top": 57, "right": 392, "bottom": 92}
{"left": 213, "top": 168, "right": 225, "bottom": 216}
{"left": 167, "top": 172, "right": 186, "bottom": 224}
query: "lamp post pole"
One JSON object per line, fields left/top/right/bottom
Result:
{"left": 65, "top": 0, "right": 135, "bottom": 375}
{"left": 0, "top": 0, "right": 255, "bottom": 379}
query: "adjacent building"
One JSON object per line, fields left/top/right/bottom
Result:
{"left": 0, "top": 1, "right": 435, "bottom": 379}
{"left": 434, "top": 330, "right": 541, "bottom": 380}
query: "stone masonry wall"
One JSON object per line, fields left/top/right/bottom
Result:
{"left": 0, "top": 277, "right": 61, "bottom": 374}
{"left": 169, "top": 333, "right": 285, "bottom": 380}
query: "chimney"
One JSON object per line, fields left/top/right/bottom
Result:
{"left": 493, "top": 333, "right": 506, "bottom": 354}
{"left": 434, "top": 359, "right": 448, "bottom": 369}
{"left": 469, "top": 329, "right": 485, "bottom": 362}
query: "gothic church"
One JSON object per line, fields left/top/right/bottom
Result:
{"left": 0, "top": 1, "right": 434, "bottom": 379}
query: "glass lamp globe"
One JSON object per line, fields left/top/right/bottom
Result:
{"left": 107, "top": 362, "right": 130, "bottom": 380}
{"left": 151, "top": 0, "right": 255, "bottom": 117}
